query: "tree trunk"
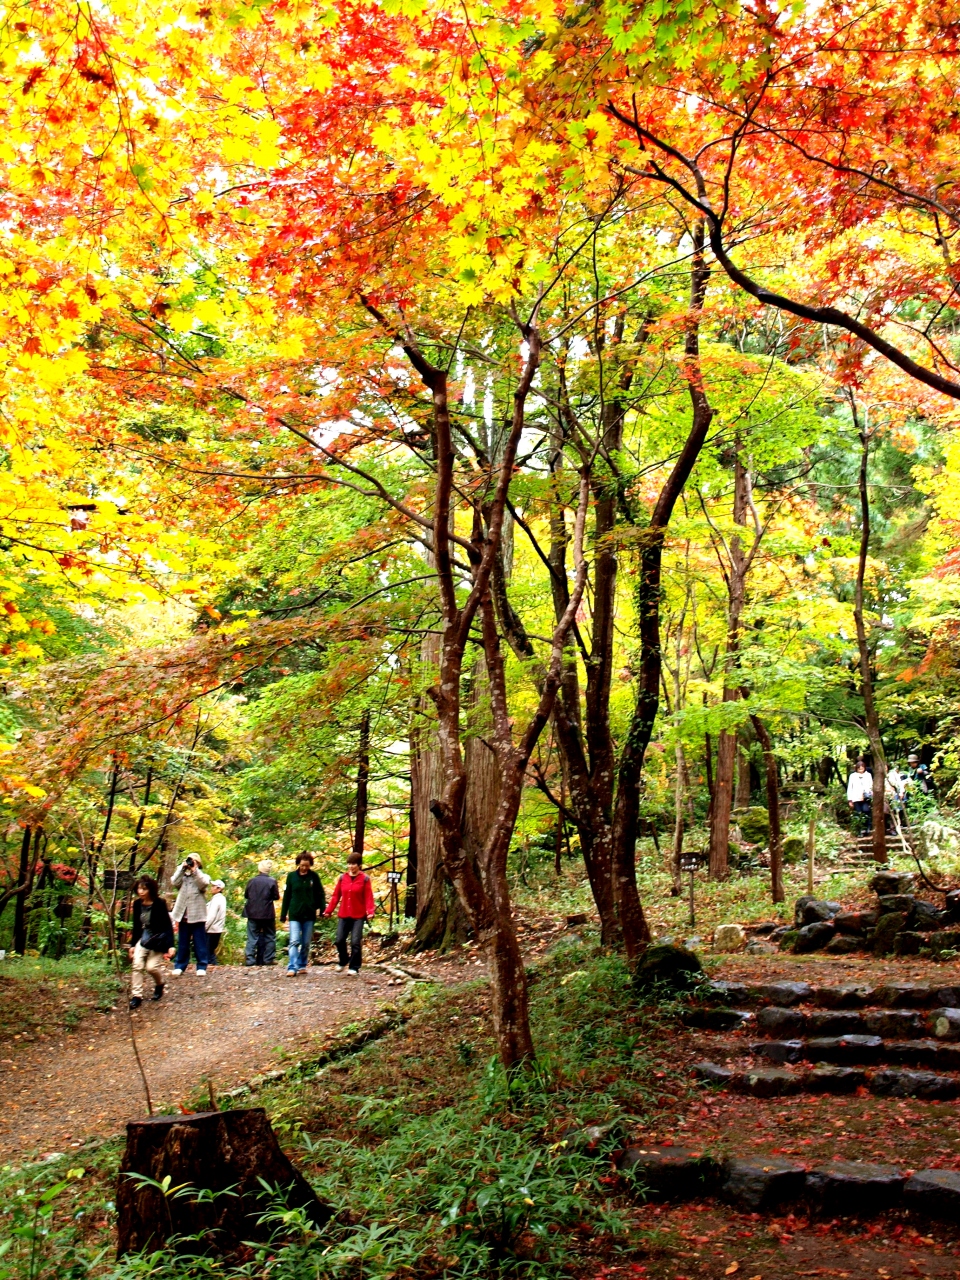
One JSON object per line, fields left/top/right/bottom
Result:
{"left": 116, "top": 1108, "right": 331, "bottom": 1256}
{"left": 609, "top": 222, "right": 714, "bottom": 960}
{"left": 849, "top": 396, "right": 887, "bottom": 863}
{"left": 11, "top": 825, "right": 31, "bottom": 955}
{"left": 709, "top": 453, "right": 749, "bottom": 879}
{"left": 353, "top": 709, "right": 370, "bottom": 855}
{"left": 749, "top": 710, "right": 784, "bottom": 903}
{"left": 736, "top": 737, "right": 752, "bottom": 806}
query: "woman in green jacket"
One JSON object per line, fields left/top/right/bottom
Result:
{"left": 280, "top": 852, "right": 326, "bottom": 975}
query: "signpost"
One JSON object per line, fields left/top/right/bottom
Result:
{"left": 679, "top": 853, "right": 700, "bottom": 928}
{"left": 386, "top": 868, "right": 403, "bottom": 932}
{"left": 103, "top": 869, "right": 136, "bottom": 892}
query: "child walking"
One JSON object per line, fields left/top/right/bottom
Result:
{"left": 323, "top": 852, "right": 375, "bottom": 974}
{"left": 128, "top": 876, "right": 175, "bottom": 1010}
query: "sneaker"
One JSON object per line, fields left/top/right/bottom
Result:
{"left": 196, "top": 969, "right": 207, "bottom": 977}
{"left": 151, "top": 985, "right": 164, "bottom": 1002}
{"left": 285, "top": 969, "right": 296, "bottom": 977}
{"left": 296, "top": 968, "right": 307, "bottom": 975}
{"left": 172, "top": 969, "right": 183, "bottom": 977}
{"left": 335, "top": 965, "right": 347, "bottom": 974}
{"left": 346, "top": 969, "right": 359, "bottom": 977}
{"left": 129, "top": 996, "right": 143, "bottom": 1010}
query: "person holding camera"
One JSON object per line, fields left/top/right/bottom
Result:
{"left": 128, "top": 875, "right": 175, "bottom": 1009}
{"left": 171, "top": 855, "right": 211, "bottom": 976}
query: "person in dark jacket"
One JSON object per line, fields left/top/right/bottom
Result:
{"left": 323, "top": 851, "right": 376, "bottom": 975}
{"left": 128, "top": 875, "right": 175, "bottom": 1009}
{"left": 280, "top": 852, "right": 326, "bottom": 976}
{"left": 243, "top": 860, "right": 280, "bottom": 966}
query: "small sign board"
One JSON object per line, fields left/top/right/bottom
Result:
{"left": 103, "top": 869, "right": 136, "bottom": 892}
{"left": 679, "top": 854, "right": 701, "bottom": 874}
{"left": 386, "top": 870, "right": 403, "bottom": 885}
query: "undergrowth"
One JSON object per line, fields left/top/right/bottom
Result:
{"left": 0, "top": 945, "right": 692, "bottom": 1280}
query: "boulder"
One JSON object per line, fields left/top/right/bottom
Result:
{"left": 806, "top": 1066, "right": 867, "bottom": 1094}
{"left": 925, "top": 930, "right": 960, "bottom": 959}
{"left": 944, "top": 890, "right": 960, "bottom": 922}
{"left": 929, "top": 1007, "right": 960, "bottom": 1040}
{"left": 869, "top": 871, "right": 915, "bottom": 896}
{"left": 738, "top": 1068, "right": 803, "bottom": 1098}
{"left": 757, "top": 1006, "right": 805, "bottom": 1037}
{"left": 683, "top": 1007, "right": 752, "bottom": 1031}
{"left": 722, "top": 1157, "right": 806, "bottom": 1211}
{"left": 757, "top": 981, "right": 813, "bottom": 1006}
{"left": 799, "top": 898, "right": 835, "bottom": 926}
{"left": 875, "top": 983, "right": 932, "bottom": 1008}
{"left": 778, "top": 929, "right": 801, "bottom": 952}
{"left": 750, "top": 1039, "right": 804, "bottom": 1064}
{"left": 781, "top": 835, "right": 806, "bottom": 863}
{"left": 704, "top": 980, "right": 750, "bottom": 1005}
{"left": 794, "top": 921, "right": 836, "bottom": 953}
{"left": 894, "top": 932, "right": 924, "bottom": 956}
{"left": 692, "top": 1061, "right": 736, "bottom": 1087}
{"left": 560, "top": 1119, "right": 625, "bottom": 1155}
{"left": 903, "top": 1169, "right": 960, "bottom": 1222}
{"left": 813, "top": 985, "right": 873, "bottom": 1009}
{"left": 877, "top": 893, "right": 917, "bottom": 914}
{"left": 769, "top": 925, "right": 791, "bottom": 943}
{"left": 873, "top": 911, "right": 908, "bottom": 954}
{"left": 834, "top": 910, "right": 877, "bottom": 935}
{"left": 746, "top": 939, "right": 778, "bottom": 955}
{"left": 618, "top": 1145, "right": 722, "bottom": 1199}
{"left": 737, "top": 806, "right": 770, "bottom": 844}
{"left": 933, "top": 985, "right": 960, "bottom": 1006}
{"left": 884, "top": 1040, "right": 945, "bottom": 1068}
{"left": 826, "top": 935, "right": 862, "bottom": 955}
{"left": 807, "top": 1010, "right": 864, "bottom": 1036}
{"left": 907, "top": 900, "right": 943, "bottom": 931}
{"left": 713, "top": 923, "right": 746, "bottom": 953}
{"left": 806, "top": 1034, "right": 883, "bottom": 1065}
{"left": 806, "top": 1162, "right": 904, "bottom": 1213}
{"left": 633, "top": 944, "right": 704, "bottom": 997}
{"left": 869, "top": 1070, "right": 960, "bottom": 1101}
{"left": 863, "top": 1009, "right": 924, "bottom": 1038}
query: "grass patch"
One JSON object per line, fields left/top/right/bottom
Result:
{"left": 0, "top": 954, "right": 122, "bottom": 1045}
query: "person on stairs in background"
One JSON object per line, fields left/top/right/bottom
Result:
{"left": 280, "top": 852, "right": 326, "bottom": 976}
{"left": 323, "top": 851, "right": 376, "bottom": 975}
{"left": 846, "top": 758, "right": 873, "bottom": 835}
{"left": 244, "top": 859, "right": 280, "bottom": 967}
{"left": 171, "top": 855, "right": 210, "bottom": 976}
{"left": 205, "top": 880, "right": 227, "bottom": 965}
{"left": 128, "top": 875, "right": 175, "bottom": 1009}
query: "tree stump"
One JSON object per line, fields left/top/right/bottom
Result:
{"left": 116, "top": 1108, "right": 331, "bottom": 1256}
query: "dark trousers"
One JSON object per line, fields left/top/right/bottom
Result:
{"left": 852, "top": 798, "right": 873, "bottom": 833}
{"left": 206, "top": 933, "right": 222, "bottom": 965}
{"left": 335, "top": 916, "right": 365, "bottom": 972}
{"left": 245, "top": 918, "right": 276, "bottom": 965}
{"left": 176, "top": 920, "right": 209, "bottom": 970}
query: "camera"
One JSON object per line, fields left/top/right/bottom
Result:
{"left": 184, "top": 857, "right": 195, "bottom": 870}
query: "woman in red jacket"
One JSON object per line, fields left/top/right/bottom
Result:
{"left": 323, "top": 851, "right": 376, "bottom": 974}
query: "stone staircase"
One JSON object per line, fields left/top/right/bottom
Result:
{"left": 689, "top": 978, "right": 960, "bottom": 1101}
{"left": 837, "top": 825, "right": 916, "bottom": 872}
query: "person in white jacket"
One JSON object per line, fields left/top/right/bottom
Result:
{"left": 847, "top": 759, "right": 874, "bottom": 834}
{"left": 171, "top": 856, "right": 211, "bottom": 976}
{"left": 205, "top": 880, "right": 227, "bottom": 965}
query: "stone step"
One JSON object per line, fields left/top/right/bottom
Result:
{"left": 755, "top": 1005, "right": 960, "bottom": 1039}
{"left": 613, "top": 1143, "right": 960, "bottom": 1221}
{"left": 705, "top": 979, "right": 960, "bottom": 1010}
{"left": 693, "top": 1060, "right": 960, "bottom": 1100}
{"left": 751, "top": 1036, "right": 960, "bottom": 1069}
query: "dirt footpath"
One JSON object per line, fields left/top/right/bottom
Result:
{"left": 0, "top": 962, "right": 413, "bottom": 1161}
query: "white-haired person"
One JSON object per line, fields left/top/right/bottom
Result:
{"left": 243, "top": 859, "right": 280, "bottom": 967}
{"left": 171, "top": 854, "right": 211, "bottom": 976}
{"left": 205, "top": 879, "right": 227, "bottom": 965}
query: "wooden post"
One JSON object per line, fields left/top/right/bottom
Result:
{"left": 806, "top": 816, "right": 816, "bottom": 893}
